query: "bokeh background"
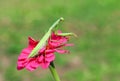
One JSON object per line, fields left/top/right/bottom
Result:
{"left": 0, "top": 0, "right": 120, "bottom": 81}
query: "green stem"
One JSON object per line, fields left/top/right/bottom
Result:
{"left": 49, "top": 62, "right": 61, "bottom": 81}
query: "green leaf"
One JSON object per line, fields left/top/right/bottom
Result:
{"left": 28, "top": 17, "right": 64, "bottom": 58}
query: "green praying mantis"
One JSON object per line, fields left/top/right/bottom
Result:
{"left": 28, "top": 17, "right": 76, "bottom": 58}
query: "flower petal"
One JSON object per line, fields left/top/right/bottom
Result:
{"left": 38, "top": 55, "right": 44, "bottom": 62}
{"left": 45, "top": 49, "right": 55, "bottom": 53}
{"left": 39, "top": 47, "right": 45, "bottom": 53}
{"left": 18, "top": 54, "right": 28, "bottom": 61}
{"left": 41, "top": 61, "right": 50, "bottom": 69}
{"left": 26, "top": 62, "right": 36, "bottom": 71}
{"left": 45, "top": 53, "right": 55, "bottom": 62}
{"left": 22, "top": 48, "right": 32, "bottom": 54}
{"left": 30, "top": 60, "right": 40, "bottom": 69}
{"left": 17, "top": 65, "right": 25, "bottom": 70}
{"left": 28, "top": 37, "right": 38, "bottom": 48}
{"left": 64, "top": 43, "right": 74, "bottom": 46}
{"left": 55, "top": 49, "right": 69, "bottom": 54}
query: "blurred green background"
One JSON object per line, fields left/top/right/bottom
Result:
{"left": 0, "top": 0, "right": 120, "bottom": 81}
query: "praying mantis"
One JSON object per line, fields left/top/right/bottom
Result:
{"left": 28, "top": 17, "right": 76, "bottom": 58}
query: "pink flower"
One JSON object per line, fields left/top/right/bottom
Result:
{"left": 17, "top": 30, "right": 73, "bottom": 71}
